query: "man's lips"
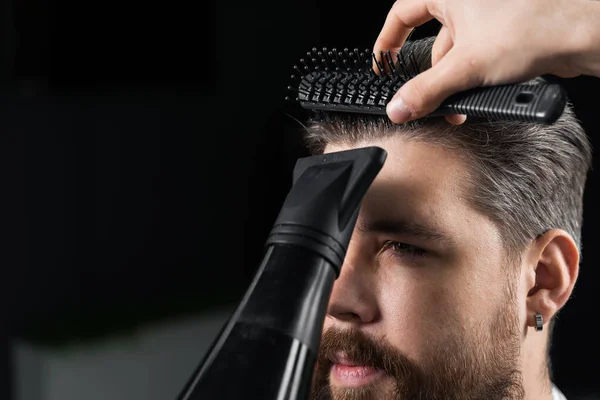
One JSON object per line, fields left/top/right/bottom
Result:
{"left": 329, "top": 353, "right": 385, "bottom": 387}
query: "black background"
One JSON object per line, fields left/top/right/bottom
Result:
{"left": 1, "top": 0, "right": 598, "bottom": 398}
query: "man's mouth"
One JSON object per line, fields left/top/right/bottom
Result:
{"left": 329, "top": 353, "right": 385, "bottom": 387}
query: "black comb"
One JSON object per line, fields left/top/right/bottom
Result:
{"left": 287, "top": 47, "right": 567, "bottom": 124}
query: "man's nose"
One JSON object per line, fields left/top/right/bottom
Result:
{"left": 326, "top": 239, "right": 379, "bottom": 324}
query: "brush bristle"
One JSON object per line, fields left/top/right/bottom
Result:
{"left": 286, "top": 38, "right": 568, "bottom": 124}
{"left": 287, "top": 45, "right": 424, "bottom": 115}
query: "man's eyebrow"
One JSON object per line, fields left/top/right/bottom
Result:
{"left": 356, "top": 218, "right": 455, "bottom": 246}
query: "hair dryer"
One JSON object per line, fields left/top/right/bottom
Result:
{"left": 176, "top": 146, "right": 386, "bottom": 400}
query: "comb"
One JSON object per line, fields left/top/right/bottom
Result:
{"left": 287, "top": 47, "right": 567, "bottom": 124}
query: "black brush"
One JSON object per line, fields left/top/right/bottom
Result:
{"left": 286, "top": 45, "right": 567, "bottom": 124}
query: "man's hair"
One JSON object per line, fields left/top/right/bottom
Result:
{"left": 302, "top": 37, "right": 592, "bottom": 376}
{"left": 303, "top": 37, "right": 592, "bottom": 259}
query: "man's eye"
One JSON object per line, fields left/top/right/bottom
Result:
{"left": 384, "top": 241, "right": 427, "bottom": 258}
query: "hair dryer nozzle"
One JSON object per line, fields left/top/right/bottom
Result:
{"left": 267, "top": 146, "right": 387, "bottom": 276}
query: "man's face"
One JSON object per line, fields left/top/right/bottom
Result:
{"left": 311, "top": 137, "right": 526, "bottom": 400}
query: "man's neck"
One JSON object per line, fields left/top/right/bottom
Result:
{"left": 521, "top": 330, "right": 553, "bottom": 400}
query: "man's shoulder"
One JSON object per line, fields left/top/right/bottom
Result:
{"left": 552, "top": 384, "right": 567, "bottom": 400}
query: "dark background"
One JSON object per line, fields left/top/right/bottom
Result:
{"left": 1, "top": 0, "right": 598, "bottom": 398}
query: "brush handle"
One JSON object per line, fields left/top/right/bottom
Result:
{"left": 429, "top": 83, "right": 567, "bottom": 124}
{"left": 298, "top": 75, "right": 567, "bottom": 124}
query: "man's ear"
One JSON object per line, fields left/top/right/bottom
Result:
{"left": 525, "top": 229, "right": 579, "bottom": 330}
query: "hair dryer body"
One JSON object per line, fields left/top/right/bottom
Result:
{"left": 177, "top": 146, "right": 386, "bottom": 400}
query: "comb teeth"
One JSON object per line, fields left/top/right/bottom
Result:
{"left": 286, "top": 46, "right": 422, "bottom": 114}
{"left": 286, "top": 49, "right": 414, "bottom": 114}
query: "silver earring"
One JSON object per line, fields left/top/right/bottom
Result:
{"left": 535, "top": 313, "right": 544, "bottom": 331}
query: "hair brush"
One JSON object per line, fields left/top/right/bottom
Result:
{"left": 286, "top": 45, "right": 567, "bottom": 124}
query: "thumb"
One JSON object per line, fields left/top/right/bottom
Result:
{"left": 387, "top": 47, "right": 482, "bottom": 123}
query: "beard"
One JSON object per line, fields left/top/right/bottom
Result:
{"left": 310, "top": 289, "right": 525, "bottom": 400}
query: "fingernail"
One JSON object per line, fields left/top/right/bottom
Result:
{"left": 387, "top": 96, "right": 412, "bottom": 123}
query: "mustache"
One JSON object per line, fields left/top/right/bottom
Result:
{"left": 316, "top": 327, "right": 421, "bottom": 380}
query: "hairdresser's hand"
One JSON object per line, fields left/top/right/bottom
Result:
{"left": 374, "top": 0, "right": 600, "bottom": 124}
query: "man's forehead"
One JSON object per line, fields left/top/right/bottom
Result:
{"left": 326, "top": 137, "right": 473, "bottom": 216}
{"left": 326, "top": 138, "right": 484, "bottom": 233}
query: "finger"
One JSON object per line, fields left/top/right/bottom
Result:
{"left": 445, "top": 114, "right": 467, "bottom": 125}
{"left": 436, "top": 31, "right": 465, "bottom": 128}
{"left": 373, "top": 0, "right": 440, "bottom": 69}
{"left": 431, "top": 26, "right": 453, "bottom": 67}
{"left": 387, "top": 47, "right": 483, "bottom": 123}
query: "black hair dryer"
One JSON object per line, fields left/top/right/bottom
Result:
{"left": 176, "top": 146, "right": 386, "bottom": 400}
